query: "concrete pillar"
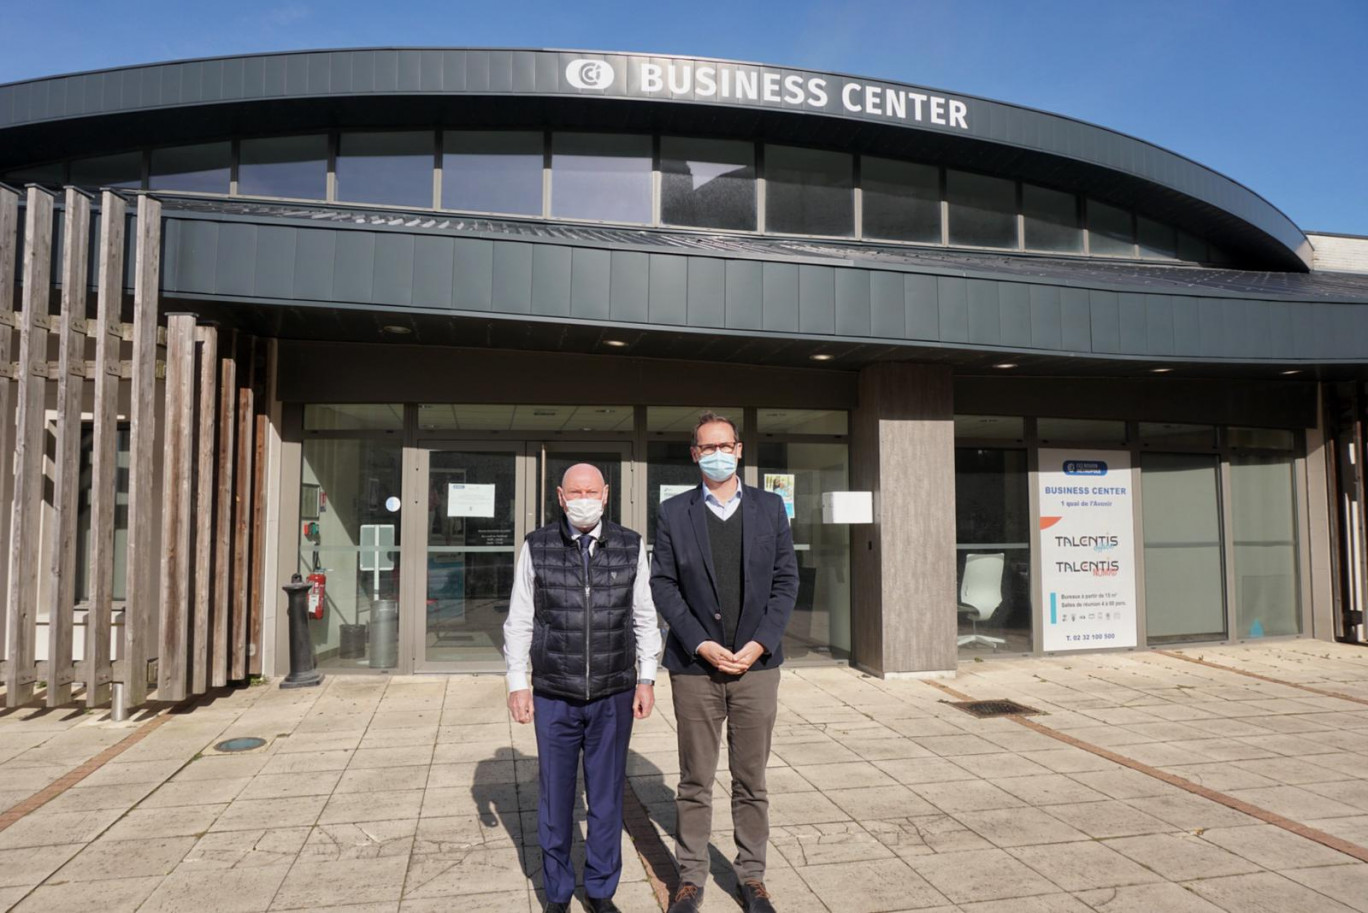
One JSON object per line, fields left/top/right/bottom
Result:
{"left": 850, "top": 362, "right": 957, "bottom": 677}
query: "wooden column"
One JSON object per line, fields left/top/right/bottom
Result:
{"left": 45, "top": 188, "right": 92, "bottom": 706}
{"left": 849, "top": 362, "right": 958, "bottom": 677}
{"left": 231, "top": 380, "right": 255, "bottom": 681}
{"left": 250, "top": 410, "right": 268, "bottom": 676}
{"left": 192, "top": 325, "right": 218, "bottom": 695}
{"left": 5, "top": 187, "right": 55, "bottom": 707}
{"left": 0, "top": 187, "right": 19, "bottom": 673}
{"left": 82, "top": 191, "right": 125, "bottom": 708}
{"left": 122, "top": 195, "right": 162, "bottom": 708}
{"left": 158, "top": 314, "right": 197, "bottom": 701}
{"left": 212, "top": 332, "right": 238, "bottom": 688}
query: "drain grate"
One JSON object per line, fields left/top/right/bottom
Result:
{"left": 949, "top": 699, "right": 1040, "bottom": 719}
{"left": 213, "top": 737, "right": 267, "bottom": 753}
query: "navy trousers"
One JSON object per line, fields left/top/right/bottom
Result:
{"left": 533, "top": 688, "right": 635, "bottom": 903}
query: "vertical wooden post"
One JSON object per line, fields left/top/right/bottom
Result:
{"left": 159, "top": 314, "right": 196, "bottom": 702}
{"left": 5, "top": 187, "right": 55, "bottom": 707}
{"left": 83, "top": 191, "right": 125, "bottom": 708}
{"left": 45, "top": 188, "right": 91, "bottom": 707}
{"left": 0, "top": 187, "right": 19, "bottom": 672}
{"left": 122, "top": 195, "right": 161, "bottom": 708}
{"left": 212, "top": 331, "right": 237, "bottom": 689}
{"left": 250, "top": 411, "right": 268, "bottom": 676}
{"left": 231, "top": 380, "right": 255, "bottom": 681}
{"left": 192, "top": 325, "right": 218, "bottom": 695}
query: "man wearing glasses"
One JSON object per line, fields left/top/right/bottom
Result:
{"left": 651, "top": 412, "right": 799, "bottom": 913}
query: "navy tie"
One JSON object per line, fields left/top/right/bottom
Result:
{"left": 578, "top": 533, "right": 593, "bottom": 578}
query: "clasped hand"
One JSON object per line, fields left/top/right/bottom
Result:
{"left": 698, "top": 640, "right": 764, "bottom": 675}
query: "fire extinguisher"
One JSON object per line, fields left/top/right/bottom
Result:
{"left": 306, "top": 572, "right": 327, "bottom": 620}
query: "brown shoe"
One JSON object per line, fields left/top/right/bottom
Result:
{"left": 741, "top": 879, "right": 777, "bottom": 913}
{"left": 666, "top": 882, "right": 703, "bottom": 913}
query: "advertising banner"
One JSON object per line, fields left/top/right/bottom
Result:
{"left": 1038, "top": 449, "right": 1138, "bottom": 651}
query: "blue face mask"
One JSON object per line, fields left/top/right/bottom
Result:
{"left": 698, "top": 450, "right": 738, "bottom": 482}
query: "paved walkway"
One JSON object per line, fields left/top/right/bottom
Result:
{"left": 0, "top": 640, "right": 1366, "bottom": 911}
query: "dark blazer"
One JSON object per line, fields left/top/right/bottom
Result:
{"left": 650, "top": 483, "right": 799, "bottom": 674}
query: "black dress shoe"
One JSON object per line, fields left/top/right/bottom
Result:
{"left": 544, "top": 902, "right": 570, "bottom": 913}
{"left": 586, "top": 897, "right": 622, "bottom": 913}
{"left": 740, "top": 879, "right": 777, "bottom": 913}
{"left": 666, "top": 882, "right": 703, "bottom": 913}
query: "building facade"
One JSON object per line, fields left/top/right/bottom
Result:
{"left": 2, "top": 49, "right": 1367, "bottom": 705}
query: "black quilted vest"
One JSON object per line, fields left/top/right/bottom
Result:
{"left": 527, "top": 517, "right": 640, "bottom": 701}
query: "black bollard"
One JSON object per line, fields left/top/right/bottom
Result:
{"left": 280, "top": 573, "right": 324, "bottom": 689}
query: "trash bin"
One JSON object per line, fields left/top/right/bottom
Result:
{"left": 368, "top": 600, "right": 398, "bottom": 669}
{"left": 339, "top": 623, "right": 367, "bottom": 660}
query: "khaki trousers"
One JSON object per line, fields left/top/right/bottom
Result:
{"left": 670, "top": 667, "right": 780, "bottom": 885}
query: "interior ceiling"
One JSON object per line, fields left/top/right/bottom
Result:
{"left": 170, "top": 295, "right": 1368, "bottom": 384}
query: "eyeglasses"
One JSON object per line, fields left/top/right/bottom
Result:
{"left": 694, "top": 441, "right": 739, "bottom": 455}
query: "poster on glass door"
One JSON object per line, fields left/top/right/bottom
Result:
{"left": 1038, "top": 449, "right": 1138, "bottom": 651}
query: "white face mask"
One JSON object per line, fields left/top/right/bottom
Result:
{"left": 565, "top": 498, "right": 604, "bottom": 529}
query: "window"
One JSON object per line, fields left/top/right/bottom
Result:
{"left": 239, "top": 135, "right": 328, "bottom": 200}
{"left": 1022, "top": 183, "right": 1082, "bottom": 253}
{"left": 1138, "top": 216, "right": 1177, "bottom": 260}
{"left": 300, "top": 437, "right": 404, "bottom": 671}
{"left": 1087, "top": 200, "right": 1134, "bottom": 256}
{"left": 954, "top": 415, "right": 1025, "bottom": 442}
{"left": 1037, "top": 418, "right": 1127, "bottom": 444}
{"left": 149, "top": 142, "right": 231, "bottom": 193}
{"left": 551, "top": 133, "right": 652, "bottom": 224}
{"left": 304, "top": 404, "right": 404, "bottom": 432}
{"left": 758, "top": 441, "right": 851, "bottom": 660}
{"left": 336, "top": 132, "right": 434, "bottom": 208}
{"left": 1142, "top": 453, "right": 1226, "bottom": 642}
{"left": 415, "top": 404, "right": 633, "bottom": 432}
{"left": 764, "top": 145, "right": 853, "bottom": 237}
{"left": 1139, "top": 422, "right": 1215, "bottom": 449}
{"left": 1, "top": 162, "right": 64, "bottom": 185}
{"left": 861, "top": 156, "right": 940, "bottom": 243}
{"left": 955, "top": 447, "right": 1031, "bottom": 654}
{"left": 947, "top": 170, "right": 1016, "bottom": 249}
{"left": 69, "top": 153, "right": 142, "bottom": 190}
{"left": 1177, "top": 230, "right": 1208, "bottom": 263}
{"left": 757, "top": 409, "right": 848, "bottom": 435}
{"left": 660, "top": 136, "right": 756, "bottom": 231}
{"left": 442, "top": 131, "right": 543, "bottom": 216}
{"left": 1231, "top": 453, "right": 1301, "bottom": 637}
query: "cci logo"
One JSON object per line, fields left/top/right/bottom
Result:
{"left": 565, "top": 59, "right": 616, "bottom": 90}
{"left": 1063, "top": 460, "right": 1108, "bottom": 476}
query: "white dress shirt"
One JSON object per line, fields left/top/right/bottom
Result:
{"left": 503, "top": 520, "right": 662, "bottom": 693}
{"left": 702, "top": 480, "right": 742, "bottom": 520}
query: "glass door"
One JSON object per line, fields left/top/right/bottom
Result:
{"left": 537, "top": 443, "right": 634, "bottom": 529}
{"left": 414, "top": 444, "right": 527, "bottom": 671}
{"left": 407, "top": 441, "right": 633, "bottom": 673}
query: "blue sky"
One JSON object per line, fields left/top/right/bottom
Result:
{"left": 4, "top": 0, "right": 1364, "bottom": 234}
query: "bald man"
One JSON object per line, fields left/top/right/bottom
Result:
{"left": 504, "top": 463, "right": 662, "bottom": 913}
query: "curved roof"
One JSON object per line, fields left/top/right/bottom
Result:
{"left": 0, "top": 48, "right": 1311, "bottom": 270}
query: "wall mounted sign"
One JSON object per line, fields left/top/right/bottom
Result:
{"left": 1038, "top": 449, "right": 1138, "bottom": 652}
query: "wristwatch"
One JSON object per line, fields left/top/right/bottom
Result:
{"left": 638, "top": 679, "right": 655, "bottom": 686}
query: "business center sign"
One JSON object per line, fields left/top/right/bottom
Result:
{"left": 1038, "top": 450, "right": 1138, "bottom": 652}
{"left": 564, "top": 57, "right": 971, "bottom": 131}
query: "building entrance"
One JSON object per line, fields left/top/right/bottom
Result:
{"left": 407, "top": 442, "right": 633, "bottom": 673}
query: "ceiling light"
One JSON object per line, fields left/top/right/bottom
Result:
{"left": 603, "top": 339, "right": 628, "bottom": 347}
{"left": 381, "top": 324, "right": 412, "bottom": 335}
{"left": 1150, "top": 367, "right": 1172, "bottom": 374}
{"left": 1280, "top": 369, "right": 1302, "bottom": 376}
{"left": 809, "top": 353, "right": 834, "bottom": 362}
{"left": 992, "top": 362, "right": 1017, "bottom": 369}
